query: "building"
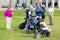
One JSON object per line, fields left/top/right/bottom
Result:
{"left": 0, "top": 0, "right": 60, "bottom": 9}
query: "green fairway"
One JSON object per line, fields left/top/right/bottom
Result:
{"left": 0, "top": 10, "right": 60, "bottom": 40}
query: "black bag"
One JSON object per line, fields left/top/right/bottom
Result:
{"left": 19, "top": 21, "right": 26, "bottom": 29}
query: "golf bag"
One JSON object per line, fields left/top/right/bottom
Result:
{"left": 19, "top": 21, "right": 26, "bottom": 29}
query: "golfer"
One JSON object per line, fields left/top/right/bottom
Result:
{"left": 48, "top": 7, "right": 54, "bottom": 25}
{"left": 4, "top": 6, "right": 12, "bottom": 30}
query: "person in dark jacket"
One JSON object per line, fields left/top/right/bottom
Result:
{"left": 26, "top": 7, "right": 32, "bottom": 18}
{"left": 35, "top": 4, "right": 45, "bottom": 21}
{"left": 24, "top": 5, "right": 33, "bottom": 31}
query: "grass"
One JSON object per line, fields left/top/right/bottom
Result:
{"left": 0, "top": 10, "right": 60, "bottom": 40}
{"left": 0, "top": 9, "right": 60, "bottom": 16}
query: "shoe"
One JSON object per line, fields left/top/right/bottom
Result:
{"left": 6, "top": 28, "right": 10, "bottom": 30}
{"left": 26, "top": 30, "right": 31, "bottom": 34}
{"left": 36, "top": 35, "right": 40, "bottom": 39}
{"left": 49, "top": 24, "right": 53, "bottom": 25}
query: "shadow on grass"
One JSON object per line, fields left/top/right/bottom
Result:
{"left": 20, "top": 35, "right": 33, "bottom": 37}
{"left": 0, "top": 28, "right": 6, "bottom": 30}
{"left": 12, "top": 27, "right": 26, "bottom": 34}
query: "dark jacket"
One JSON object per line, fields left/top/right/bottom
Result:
{"left": 35, "top": 7, "right": 45, "bottom": 16}
{"left": 26, "top": 9, "right": 32, "bottom": 18}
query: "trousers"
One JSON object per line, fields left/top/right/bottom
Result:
{"left": 6, "top": 17, "right": 12, "bottom": 29}
{"left": 48, "top": 12, "right": 53, "bottom": 25}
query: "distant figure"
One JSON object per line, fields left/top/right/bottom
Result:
{"left": 48, "top": 7, "right": 54, "bottom": 25}
{"left": 15, "top": 3, "right": 17, "bottom": 8}
{"left": 4, "top": 6, "right": 12, "bottom": 30}
{"left": 22, "top": 1, "right": 26, "bottom": 9}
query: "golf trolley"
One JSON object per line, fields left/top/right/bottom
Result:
{"left": 19, "top": 15, "right": 51, "bottom": 38}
